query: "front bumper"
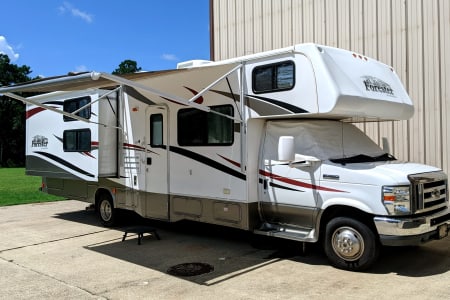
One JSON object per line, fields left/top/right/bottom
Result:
{"left": 374, "top": 208, "right": 450, "bottom": 246}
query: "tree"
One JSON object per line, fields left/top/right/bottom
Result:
{"left": 0, "top": 54, "right": 32, "bottom": 167}
{"left": 112, "top": 59, "right": 142, "bottom": 75}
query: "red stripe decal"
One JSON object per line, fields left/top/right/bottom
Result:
{"left": 122, "top": 143, "right": 159, "bottom": 155}
{"left": 218, "top": 154, "right": 241, "bottom": 168}
{"left": 123, "top": 143, "right": 146, "bottom": 151}
{"left": 259, "top": 169, "right": 346, "bottom": 193}
{"left": 82, "top": 152, "right": 96, "bottom": 158}
{"left": 218, "top": 154, "right": 346, "bottom": 193}
{"left": 26, "top": 107, "right": 46, "bottom": 119}
{"left": 183, "top": 86, "right": 204, "bottom": 104}
{"left": 26, "top": 106, "right": 59, "bottom": 119}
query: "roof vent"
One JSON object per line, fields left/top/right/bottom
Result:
{"left": 177, "top": 60, "right": 212, "bottom": 69}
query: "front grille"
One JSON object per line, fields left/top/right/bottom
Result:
{"left": 430, "top": 213, "right": 450, "bottom": 226}
{"left": 409, "top": 171, "right": 448, "bottom": 213}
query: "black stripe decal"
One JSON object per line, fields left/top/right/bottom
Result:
{"left": 34, "top": 151, "right": 95, "bottom": 178}
{"left": 251, "top": 95, "right": 308, "bottom": 113}
{"left": 42, "top": 101, "right": 63, "bottom": 106}
{"left": 270, "top": 182, "right": 305, "bottom": 192}
{"left": 209, "top": 89, "right": 308, "bottom": 115}
{"left": 168, "top": 146, "right": 246, "bottom": 181}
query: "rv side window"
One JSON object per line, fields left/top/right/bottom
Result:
{"left": 150, "top": 114, "right": 163, "bottom": 147}
{"left": 63, "top": 96, "right": 91, "bottom": 121}
{"left": 178, "top": 105, "right": 233, "bottom": 146}
{"left": 252, "top": 61, "right": 295, "bottom": 93}
{"left": 63, "top": 129, "right": 91, "bottom": 152}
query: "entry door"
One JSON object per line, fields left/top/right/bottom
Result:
{"left": 145, "top": 106, "right": 169, "bottom": 220}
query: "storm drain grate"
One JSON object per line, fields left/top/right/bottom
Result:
{"left": 167, "top": 262, "right": 214, "bottom": 277}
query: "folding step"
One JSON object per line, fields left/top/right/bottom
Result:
{"left": 253, "top": 222, "right": 316, "bottom": 242}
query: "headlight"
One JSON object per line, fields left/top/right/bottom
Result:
{"left": 382, "top": 185, "right": 411, "bottom": 215}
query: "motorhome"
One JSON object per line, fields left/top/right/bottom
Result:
{"left": 1, "top": 44, "right": 449, "bottom": 271}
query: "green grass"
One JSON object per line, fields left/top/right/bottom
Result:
{"left": 0, "top": 168, "right": 65, "bottom": 206}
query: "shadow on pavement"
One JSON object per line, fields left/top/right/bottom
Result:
{"left": 54, "top": 208, "right": 450, "bottom": 281}
{"left": 371, "top": 244, "right": 450, "bottom": 276}
{"left": 53, "top": 208, "right": 102, "bottom": 227}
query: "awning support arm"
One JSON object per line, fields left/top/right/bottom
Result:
{"left": 188, "top": 64, "right": 242, "bottom": 104}
{"left": 97, "top": 72, "right": 209, "bottom": 111}
{"left": 97, "top": 69, "right": 243, "bottom": 122}
{"left": 71, "top": 86, "right": 121, "bottom": 115}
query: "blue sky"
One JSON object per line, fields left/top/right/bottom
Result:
{"left": 0, "top": 1, "right": 210, "bottom": 78}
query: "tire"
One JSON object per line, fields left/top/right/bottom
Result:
{"left": 324, "top": 217, "right": 380, "bottom": 271}
{"left": 97, "top": 194, "right": 116, "bottom": 227}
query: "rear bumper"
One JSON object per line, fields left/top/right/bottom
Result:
{"left": 374, "top": 209, "right": 450, "bottom": 246}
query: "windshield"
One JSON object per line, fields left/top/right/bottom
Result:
{"left": 265, "top": 120, "right": 391, "bottom": 162}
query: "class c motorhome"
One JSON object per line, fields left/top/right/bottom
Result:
{"left": 1, "top": 44, "right": 449, "bottom": 271}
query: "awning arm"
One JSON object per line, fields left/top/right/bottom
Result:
{"left": 97, "top": 72, "right": 209, "bottom": 112}
{"left": 4, "top": 92, "right": 90, "bottom": 122}
{"left": 0, "top": 63, "right": 244, "bottom": 122}
{"left": 188, "top": 64, "right": 242, "bottom": 104}
{"left": 71, "top": 86, "right": 121, "bottom": 115}
{"left": 97, "top": 68, "right": 243, "bottom": 122}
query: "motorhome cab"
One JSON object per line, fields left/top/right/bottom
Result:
{"left": 1, "top": 44, "right": 449, "bottom": 271}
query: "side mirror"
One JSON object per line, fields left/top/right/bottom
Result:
{"left": 278, "top": 136, "right": 295, "bottom": 161}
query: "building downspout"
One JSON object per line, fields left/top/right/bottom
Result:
{"left": 209, "top": 0, "right": 215, "bottom": 61}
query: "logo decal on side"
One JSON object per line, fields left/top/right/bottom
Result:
{"left": 362, "top": 76, "right": 395, "bottom": 97}
{"left": 31, "top": 135, "right": 48, "bottom": 148}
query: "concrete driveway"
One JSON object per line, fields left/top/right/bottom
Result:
{"left": 0, "top": 200, "right": 449, "bottom": 299}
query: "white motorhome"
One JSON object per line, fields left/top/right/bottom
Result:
{"left": 1, "top": 44, "right": 449, "bottom": 271}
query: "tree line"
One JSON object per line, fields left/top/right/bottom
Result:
{"left": 0, "top": 56, "right": 141, "bottom": 167}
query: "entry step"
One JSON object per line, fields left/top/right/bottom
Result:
{"left": 254, "top": 223, "right": 314, "bottom": 242}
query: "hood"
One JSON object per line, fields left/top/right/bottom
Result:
{"left": 323, "top": 161, "right": 442, "bottom": 186}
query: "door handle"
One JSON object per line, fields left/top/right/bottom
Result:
{"left": 147, "top": 157, "right": 152, "bottom": 165}
{"left": 259, "top": 178, "right": 268, "bottom": 190}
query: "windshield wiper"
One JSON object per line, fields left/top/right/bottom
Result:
{"left": 330, "top": 153, "right": 396, "bottom": 165}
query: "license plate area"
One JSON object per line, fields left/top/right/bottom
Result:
{"left": 437, "top": 224, "right": 449, "bottom": 239}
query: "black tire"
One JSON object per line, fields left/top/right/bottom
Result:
{"left": 97, "top": 194, "right": 116, "bottom": 227}
{"left": 324, "top": 217, "right": 380, "bottom": 271}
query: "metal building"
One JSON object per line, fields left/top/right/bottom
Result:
{"left": 210, "top": 0, "right": 450, "bottom": 174}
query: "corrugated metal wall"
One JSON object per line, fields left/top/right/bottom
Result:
{"left": 211, "top": 0, "right": 450, "bottom": 174}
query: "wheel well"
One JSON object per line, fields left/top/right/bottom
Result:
{"left": 318, "top": 205, "right": 377, "bottom": 240}
{"left": 95, "top": 188, "right": 113, "bottom": 210}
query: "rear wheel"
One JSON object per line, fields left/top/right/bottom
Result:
{"left": 324, "top": 217, "right": 379, "bottom": 271}
{"left": 97, "top": 194, "right": 116, "bottom": 227}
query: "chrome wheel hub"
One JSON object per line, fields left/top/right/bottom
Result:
{"left": 100, "top": 200, "right": 112, "bottom": 221}
{"left": 331, "top": 226, "right": 364, "bottom": 261}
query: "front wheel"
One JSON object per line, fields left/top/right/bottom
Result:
{"left": 97, "top": 194, "right": 116, "bottom": 227}
{"left": 324, "top": 217, "right": 380, "bottom": 271}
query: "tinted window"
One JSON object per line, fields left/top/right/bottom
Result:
{"left": 63, "top": 129, "right": 91, "bottom": 152}
{"left": 178, "top": 105, "right": 234, "bottom": 146}
{"left": 150, "top": 114, "right": 163, "bottom": 147}
{"left": 253, "top": 61, "right": 295, "bottom": 93}
{"left": 63, "top": 96, "right": 91, "bottom": 121}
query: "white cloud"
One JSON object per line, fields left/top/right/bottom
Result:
{"left": 75, "top": 65, "right": 88, "bottom": 72}
{"left": 59, "top": 2, "right": 93, "bottom": 23}
{"left": 0, "top": 36, "right": 19, "bottom": 62}
{"left": 161, "top": 53, "right": 178, "bottom": 61}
